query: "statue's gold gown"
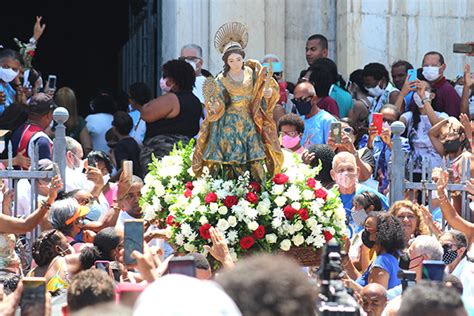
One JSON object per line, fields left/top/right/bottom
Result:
{"left": 192, "top": 60, "right": 283, "bottom": 180}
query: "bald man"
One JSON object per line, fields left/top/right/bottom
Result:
{"left": 330, "top": 152, "right": 389, "bottom": 238}
{"left": 293, "top": 81, "right": 337, "bottom": 147}
{"left": 361, "top": 283, "right": 387, "bottom": 316}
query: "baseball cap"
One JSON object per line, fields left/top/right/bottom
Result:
{"left": 27, "top": 92, "right": 57, "bottom": 114}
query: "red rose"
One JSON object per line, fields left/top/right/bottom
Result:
{"left": 249, "top": 181, "right": 261, "bottom": 193}
{"left": 283, "top": 205, "right": 298, "bottom": 220}
{"left": 223, "top": 196, "right": 239, "bottom": 209}
{"left": 246, "top": 192, "right": 259, "bottom": 204}
{"left": 240, "top": 236, "right": 255, "bottom": 249}
{"left": 252, "top": 225, "right": 265, "bottom": 239}
{"left": 323, "top": 230, "right": 333, "bottom": 242}
{"left": 272, "top": 173, "right": 289, "bottom": 185}
{"left": 184, "top": 188, "right": 192, "bottom": 198}
{"left": 307, "top": 178, "right": 316, "bottom": 189}
{"left": 199, "top": 223, "right": 212, "bottom": 239}
{"left": 205, "top": 192, "right": 218, "bottom": 204}
{"left": 315, "top": 188, "right": 328, "bottom": 200}
{"left": 166, "top": 215, "right": 175, "bottom": 226}
{"left": 298, "top": 208, "right": 309, "bottom": 221}
{"left": 27, "top": 50, "right": 36, "bottom": 57}
{"left": 185, "top": 182, "right": 194, "bottom": 190}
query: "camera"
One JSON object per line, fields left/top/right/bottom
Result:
{"left": 317, "top": 240, "right": 361, "bottom": 316}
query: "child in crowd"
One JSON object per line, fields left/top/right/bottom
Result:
{"left": 278, "top": 113, "right": 305, "bottom": 154}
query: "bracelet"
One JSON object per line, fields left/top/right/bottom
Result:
{"left": 41, "top": 201, "right": 51, "bottom": 209}
{"left": 422, "top": 98, "right": 431, "bottom": 103}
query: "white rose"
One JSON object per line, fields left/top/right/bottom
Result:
{"left": 197, "top": 205, "right": 208, "bottom": 214}
{"left": 291, "top": 202, "right": 301, "bottom": 210}
{"left": 184, "top": 243, "right": 196, "bottom": 252}
{"left": 230, "top": 251, "right": 238, "bottom": 262}
{"left": 302, "top": 189, "right": 315, "bottom": 201}
{"left": 209, "top": 203, "right": 219, "bottom": 213}
{"left": 218, "top": 206, "right": 228, "bottom": 215}
{"left": 272, "top": 184, "right": 285, "bottom": 195}
{"left": 227, "top": 216, "right": 238, "bottom": 227}
{"left": 306, "top": 217, "right": 318, "bottom": 229}
{"left": 266, "top": 233, "right": 277, "bottom": 244}
{"left": 280, "top": 239, "right": 291, "bottom": 251}
{"left": 292, "top": 234, "right": 305, "bottom": 246}
{"left": 274, "top": 196, "right": 287, "bottom": 207}
{"left": 272, "top": 218, "right": 282, "bottom": 229}
{"left": 175, "top": 233, "right": 185, "bottom": 246}
{"left": 294, "top": 221, "right": 304, "bottom": 232}
{"left": 217, "top": 219, "right": 230, "bottom": 231}
{"left": 199, "top": 216, "right": 208, "bottom": 225}
{"left": 247, "top": 221, "right": 259, "bottom": 231}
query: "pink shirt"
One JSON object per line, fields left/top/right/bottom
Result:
{"left": 104, "top": 183, "right": 118, "bottom": 206}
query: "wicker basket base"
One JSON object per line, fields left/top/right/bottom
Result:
{"left": 281, "top": 247, "right": 322, "bottom": 267}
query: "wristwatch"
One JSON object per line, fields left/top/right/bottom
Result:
{"left": 422, "top": 97, "right": 431, "bottom": 104}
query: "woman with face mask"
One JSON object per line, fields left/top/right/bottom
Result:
{"left": 347, "top": 192, "right": 383, "bottom": 272}
{"left": 342, "top": 212, "right": 406, "bottom": 291}
{"left": 277, "top": 113, "right": 305, "bottom": 154}
{"left": 389, "top": 201, "right": 430, "bottom": 248}
{"left": 362, "top": 63, "right": 400, "bottom": 116}
{"left": 399, "top": 80, "right": 448, "bottom": 189}
{"left": 139, "top": 59, "right": 202, "bottom": 170}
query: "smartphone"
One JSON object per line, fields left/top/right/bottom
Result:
{"left": 52, "top": 162, "right": 61, "bottom": 179}
{"left": 330, "top": 122, "right": 342, "bottom": 144}
{"left": 115, "top": 283, "right": 146, "bottom": 307}
{"left": 167, "top": 255, "right": 196, "bottom": 277}
{"left": 124, "top": 219, "right": 144, "bottom": 265}
{"left": 47, "top": 75, "right": 57, "bottom": 92}
{"left": 109, "top": 261, "right": 122, "bottom": 282}
{"left": 372, "top": 113, "right": 383, "bottom": 135}
{"left": 407, "top": 69, "right": 417, "bottom": 82}
{"left": 95, "top": 260, "right": 113, "bottom": 278}
{"left": 397, "top": 269, "right": 416, "bottom": 292}
{"left": 123, "top": 160, "right": 133, "bottom": 181}
{"left": 87, "top": 155, "right": 98, "bottom": 168}
{"left": 453, "top": 43, "right": 474, "bottom": 54}
{"left": 21, "top": 277, "right": 46, "bottom": 316}
{"left": 422, "top": 260, "right": 445, "bottom": 281}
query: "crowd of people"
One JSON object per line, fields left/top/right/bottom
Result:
{"left": 0, "top": 17, "right": 473, "bottom": 315}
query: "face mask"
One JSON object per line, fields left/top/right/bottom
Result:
{"left": 408, "top": 254, "right": 424, "bottom": 269}
{"left": 442, "top": 246, "right": 458, "bottom": 265}
{"left": 454, "top": 85, "right": 464, "bottom": 97}
{"left": 361, "top": 230, "right": 375, "bottom": 249}
{"left": 0, "top": 67, "right": 19, "bottom": 83}
{"left": 365, "top": 82, "right": 384, "bottom": 97}
{"left": 103, "top": 173, "right": 111, "bottom": 184}
{"left": 294, "top": 99, "right": 312, "bottom": 116}
{"left": 335, "top": 172, "right": 357, "bottom": 189}
{"left": 160, "top": 77, "right": 171, "bottom": 92}
{"left": 352, "top": 208, "right": 368, "bottom": 227}
{"left": 422, "top": 66, "right": 440, "bottom": 82}
{"left": 443, "top": 138, "right": 462, "bottom": 154}
{"left": 185, "top": 60, "right": 197, "bottom": 71}
{"left": 281, "top": 135, "right": 301, "bottom": 149}
{"left": 413, "top": 91, "right": 431, "bottom": 108}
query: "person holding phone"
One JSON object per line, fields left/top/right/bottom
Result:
{"left": 357, "top": 104, "right": 410, "bottom": 193}
{"left": 399, "top": 80, "right": 448, "bottom": 190}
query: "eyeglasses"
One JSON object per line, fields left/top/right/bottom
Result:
{"left": 280, "top": 131, "right": 299, "bottom": 137}
{"left": 343, "top": 127, "right": 354, "bottom": 134}
{"left": 273, "top": 72, "right": 282, "bottom": 76}
{"left": 292, "top": 96, "right": 313, "bottom": 103}
{"left": 397, "top": 215, "right": 417, "bottom": 221}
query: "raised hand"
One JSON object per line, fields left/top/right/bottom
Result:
{"left": 33, "top": 16, "right": 46, "bottom": 41}
{"left": 47, "top": 175, "right": 63, "bottom": 203}
{"left": 12, "top": 149, "right": 31, "bottom": 169}
{"left": 203, "top": 227, "right": 234, "bottom": 268}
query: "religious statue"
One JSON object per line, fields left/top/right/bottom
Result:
{"left": 192, "top": 22, "right": 284, "bottom": 180}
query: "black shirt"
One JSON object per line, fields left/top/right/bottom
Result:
{"left": 114, "top": 137, "right": 143, "bottom": 177}
{"left": 145, "top": 91, "right": 202, "bottom": 140}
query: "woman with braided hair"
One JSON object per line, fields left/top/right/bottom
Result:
{"left": 28, "top": 230, "right": 81, "bottom": 295}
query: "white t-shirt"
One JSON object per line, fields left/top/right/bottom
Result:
{"left": 85, "top": 113, "right": 113, "bottom": 153}
{"left": 115, "top": 210, "right": 137, "bottom": 230}
{"left": 401, "top": 111, "right": 449, "bottom": 172}
{"left": 16, "top": 179, "right": 46, "bottom": 218}
{"left": 65, "top": 167, "right": 94, "bottom": 192}
{"left": 452, "top": 256, "right": 474, "bottom": 301}
{"left": 128, "top": 109, "right": 146, "bottom": 146}
{"left": 193, "top": 75, "right": 206, "bottom": 104}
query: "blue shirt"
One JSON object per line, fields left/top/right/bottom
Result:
{"left": 329, "top": 84, "right": 353, "bottom": 118}
{"left": 359, "top": 134, "right": 410, "bottom": 193}
{"left": 301, "top": 110, "right": 337, "bottom": 147}
{"left": 356, "top": 253, "right": 401, "bottom": 289}
{"left": 0, "top": 82, "right": 16, "bottom": 115}
{"left": 340, "top": 184, "right": 389, "bottom": 238}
